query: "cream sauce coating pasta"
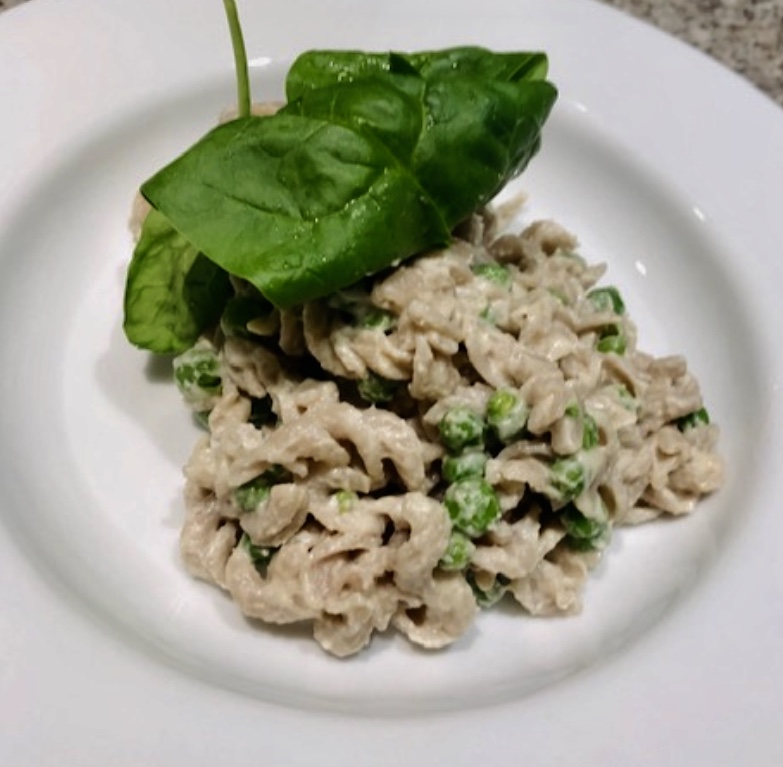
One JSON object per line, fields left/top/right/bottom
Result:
{"left": 169, "top": 205, "right": 724, "bottom": 657}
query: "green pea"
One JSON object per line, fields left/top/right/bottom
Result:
{"left": 241, "top": 533, "right": 277, "bottom": 576}
{"left": 596, "top": 325, "right": 627, "bottom": 355}
{"left": 439, "top": 530, "right": 476, "bottom": 571}
{"left": 565, "top": 404, "right": 600, "bottom": 450}
{"left": 444, "top": 477, "right": 501, "bottom": 538}
{"left": 438, "top": 407, "right": 486, "bottom": 453}
{"left": 550, "top": 457, "right": 586, "bottom": 502}
{"left": 357, "top": 372, "right": 399, "bottom": 403}
{"left": 173, "top": 342, "right": 222, "bottom": 409}
{"left": 442, "top": 450, "right": 488, "bottom": 483}
{"left": 233, "top": 465, "right": 290, "bottom": 512}
{"left": 234, "top": 479, "right": 271, "bottom": 512}
{"left": 677, "top": 407, "right": 710, "bottom": 431}
{"left": 587, "top": 286, "right": 625, "bottom": 315}
{"left": 358, "top": 308, "right": 396, "bottom": 333}
{"left": 582, "top": 413, "right": 599, "bottom": 450}
{"left": 486, "top": 389, "right": 528, "bottom": 443}
{"left": 335, "top": 490, "right": 358, "bottom": 513}
{"left": 472, "top": 262, "right": 510, "bottom": 286}
{"left": 561, "top": 505, "right": 610, "bottom": 551}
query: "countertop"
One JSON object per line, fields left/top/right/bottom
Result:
{"left": 1, "top": 0, "right": 782, "bottom": 106}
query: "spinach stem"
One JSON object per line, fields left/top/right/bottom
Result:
{"left": 223, "top": 0, "right": 251, "bottom": 118}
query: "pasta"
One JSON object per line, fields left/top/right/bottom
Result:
{"left": 168, "top": 203, "right": 724, "bottom": 657}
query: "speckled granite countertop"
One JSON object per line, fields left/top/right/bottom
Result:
{"left": 2, "top": 0, "right": 781, "bottom": 105}
{"left": 604, "top": 0, "right": 782, "bottom": 105}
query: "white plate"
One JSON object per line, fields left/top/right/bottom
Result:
{"left": 1, "top": 0, "right": 782, "bottom": 764}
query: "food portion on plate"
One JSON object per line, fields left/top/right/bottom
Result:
{"left": 122, "top": 2, "right": 724, "bottom": 657}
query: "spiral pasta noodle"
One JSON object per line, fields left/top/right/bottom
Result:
{"left": 171, "top": 205, "right": 724, "bottom": 657}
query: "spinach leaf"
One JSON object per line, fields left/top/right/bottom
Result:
{"left": 407, "top": 47, "right": 550, "bottom": 82}
{"left": 140, "top": 114, "right": 449, "bottom": 309}
{"left": 408, "top": 77, "right": 554, "bottom": 224}
{"left": 281, "top": 74, "right": 426, "bottom": 165}
{"left": 140, "top": 49, "right": 555, "bottom": 309}
{"left": 286, "top": 71, "right": 554, "bottom": 226}
{"left": 285, "top": 46, "right": 550, "bottom": 100}
{"left": 126, "top": 45, "right": 557, "bottom": 351}
{"left": 123, "top": 209, "right": 232, "bottom": 354}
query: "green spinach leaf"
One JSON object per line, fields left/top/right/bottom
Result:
{"left": 123, "top": 209, "right": 232, "bottom": 353}
{"left": 140, "top": 113, "right": 449, "bottom": 309}
{"left": 281, "top": 73, "right": 426, "bottom": 165}
{"left": 125, "top": 44, "right": 557, "bottom": 351}
{"left": 285, "top": 46, "right": 550, "bottom": 100}
{"left": 283, "top": 67, "right": 556, "bottom": 225}
{"left": 408, "top": 76, "right": 554, "bottom": 224}
{"left": 139, "top": 48, "right": 555, "bottom": 310}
